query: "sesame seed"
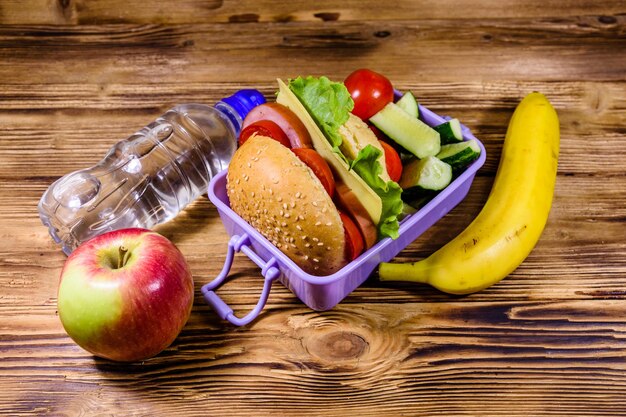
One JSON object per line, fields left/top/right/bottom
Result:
{"left": 312, "top": 237, "right": 319, "bottom": 242}
{"left": 304, "top": 255, "right": 309, "bottom": 260}
{"left": 251, "top": 191, "right": 255, "bottom": 197}
{"left": 298, "top": 215, "right": 305, "bottom": 221}
{"left": 315, "top": 221, "right": 321, "bottom": 226}
{"left": 283, "top": 203, "right": 288, "bottom": 210}
{"left": 247, "top": 162, "right": 251, "bottom": 168}
{"left": 327, "top": 246, "right": 331, "bottom": 251}
{"left": 284, "top": 213, "right": 290, "bottom": 218}
{"left": 269, "top": 189, "right": 273, "bottom": 195}
{"left": 281, "top": 222, "right": 287, "bottom": 227}
{"left": 279, "top": 210, "right": 284, "bottom": 216}
{"left": 326, "top": 222, "right": 332, "bottom": 226}
{"left": 295, "top": 192, "right": 301, "bottom": 198}
{"left": 277, "top": 196, "right": 283, "bottom": 202}
{"left": 312, "top": 201, "right": 318, "bottom": 207}
{"left": 317, "top": 242, "right": 324, "bottom": 246}
{"left": 291, "top": 202, "right": 296, "bottom": 208}
{"left": 305, "top": 243, "right": 311, "bottom": 248}
{"left": 296, "top": 225, "right": 302, "bottom": 231}
{"left": 313, "top": 258, "right": 320, "bottom": 263}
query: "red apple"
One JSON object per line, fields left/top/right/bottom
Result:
{"left": 57, "top": 228, "right": 194, "bottom": 362}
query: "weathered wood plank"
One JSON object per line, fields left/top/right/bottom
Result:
{"left": 0, "top": 0, "right": 624, "bottom": 25}
{"left": 0, "top": 17, "right": 624, "bottom": 84}
{"left": 1, "top": 301, "right": 626, "bottom": 416}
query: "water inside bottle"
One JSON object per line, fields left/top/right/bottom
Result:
{"left": 39, "top": 103, "right": 239, "bottom": 255}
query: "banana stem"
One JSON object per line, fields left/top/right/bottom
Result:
{"left": 379, "top": 260, "right": 430, "bottom": 283}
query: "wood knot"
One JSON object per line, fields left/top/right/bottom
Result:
{"left": 308, "top": 331, "right": 368, "bottom": 361}
{"left": 598, "top": 15, "right": 617, "bottom": 25}
{"left": 374, "top": 30, "right": 391, "bottom": 38}
{"left": 314, "top": 12, "right": 340, "bottom": 22}
{"left": 229, "top": 13, "right": 260, "bottom": 23}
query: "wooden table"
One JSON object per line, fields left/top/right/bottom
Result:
{"left": 1, "top": 1, "right": 625, "bottom": 415}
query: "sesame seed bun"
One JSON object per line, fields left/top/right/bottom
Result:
{"left": 227, "top": 135, "right": 347, "bottom": 276}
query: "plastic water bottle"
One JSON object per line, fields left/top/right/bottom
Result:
{"left": 38, "top": 90, "right": 266, "bottom": 255}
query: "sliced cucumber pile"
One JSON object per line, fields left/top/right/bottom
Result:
{"left": 369, "top": 90, "right": 480, "bottom": 210}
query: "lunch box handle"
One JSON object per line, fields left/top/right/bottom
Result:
{"left": 201, "top": 233, "right": 281, "bottom": 326}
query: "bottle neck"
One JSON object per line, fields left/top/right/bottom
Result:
{"left": 215, "top": 101, "right": 243, "bottom": 136}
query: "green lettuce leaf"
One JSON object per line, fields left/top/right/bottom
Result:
{"left": 350, "top": 145, "right": 403, "bottom": 239}
{"left": 288, "top": 76, "right": 353, "bottom": 153}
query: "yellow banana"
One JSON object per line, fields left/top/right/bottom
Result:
{"left": 379, "top": 92, "right": 560, "bottom": 294}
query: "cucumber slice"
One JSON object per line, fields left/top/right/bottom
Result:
{"left": 370, "top": 102, "right": 440, "bottom": 159}
{"left": 399, "top": 156, "right": 452, "bottom": 191}
{"left": 396, "top": 91, "right": 419, "bottom": 118}
{"left": 434, "top": 118, "right": 463, "bottom": 145}
{"left": 436, "top": 139, "right": 481, "bottom": 172}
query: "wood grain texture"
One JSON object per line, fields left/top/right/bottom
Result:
{"left": 0, "top": 15, "right": 624, "bottom": 85}
{"left": 1, "top": 1, "right": 625, "bottom": 416}
{"left": 1, "top": 0, "right": 625, "bottom": 24}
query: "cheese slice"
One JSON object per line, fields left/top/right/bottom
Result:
{"left": 276, "top": 79, "right": 383, "bottom": 225}
{"left": 339, "top": 113, "right": 391, "bottom": 183}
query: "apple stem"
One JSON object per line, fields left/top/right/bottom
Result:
{"left": 118, "top": 246, "right": 129, "bottom": 269}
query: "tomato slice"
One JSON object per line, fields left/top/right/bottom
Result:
{"left": 344, "top": 69, "right": 394, "bottom": 121}
{"left": 242, "top": 103, "right": 313, "bottom": 149}
{"left": 379, "top": 140, "right": 403, "bottom": 183}
{"left": 239, "top": 120, "right": 291, "bottom": 148}
{"left": 334, "top": 180, "right": 377, "bottom": 250}
{"left": 339, "top": 211, "right": 364, "bottom": 261}
{"left": 292, "top": 148, "right": 335, "bottom": 198}
{"left": 368, "top": 124, "right": 388, "bottom": 142}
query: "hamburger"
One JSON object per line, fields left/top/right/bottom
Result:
{"left": 227, "top": 75, "right": 404, "bottom": 275}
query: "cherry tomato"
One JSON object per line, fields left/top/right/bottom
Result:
{"left": 339, "top": 211, "right": 364, "bottom": 261}
{"left": 379, "top": 140, "right": 403, "bottom": 183}
{"left": 292, "top": 148, "right": 335, "bottom": 198}
{"left": 344, "top": 69, "right": 394, "bottom": 121}
{"left": 239, "top": 120, "right": 291, "bottom": 148}
{"left": 242, "top": 103, "right": 313, "bottom": 149}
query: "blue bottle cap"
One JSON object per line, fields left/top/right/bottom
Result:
{"left": 221, "top": 89, "right": 266, "bottom": 120}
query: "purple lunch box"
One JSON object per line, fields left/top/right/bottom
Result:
{"left": 202, "top": 102, "right": 486, "bottom": 326}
